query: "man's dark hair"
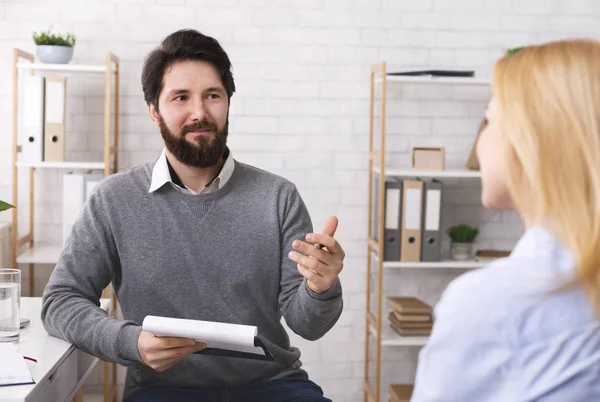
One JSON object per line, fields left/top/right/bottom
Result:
{"left": 141, "top": 29, "right": 235, "bottom": 110}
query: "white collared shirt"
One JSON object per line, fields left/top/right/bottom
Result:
{"left": 148, "top": 148, "right": 235, "bottom": 195}
{"left": 412, "top": 226, "right": 600, "bottom": 401}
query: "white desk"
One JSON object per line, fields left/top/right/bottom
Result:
{"left": 0, "top": 297, "right": 111, "bottom": 402}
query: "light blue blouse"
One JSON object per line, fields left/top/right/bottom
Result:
{"left": 412, "top": 226, "right": 600, "bottom": 401}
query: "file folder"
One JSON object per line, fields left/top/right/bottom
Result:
{"left": 383, "top": 178, "right": 402, "bottom": 261}
{"left": 400, "top": 179, "right": 424, "bottom": 262}
{"left": 21, "top": 75, "right": 45, "bottom": 164}
{"left": 421, "top": 179, "right": 443, "bottom": 262}
{"left": 44, "top": 76, "right": 67, "bottom": 162}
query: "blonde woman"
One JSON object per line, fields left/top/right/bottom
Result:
{"left": 412, "top": 40, "right": 600, "bottom": 401}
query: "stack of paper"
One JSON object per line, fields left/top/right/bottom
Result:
{"left": 142, "top": 316, "right": 273, "bottom": 361}
{"left": 0, "top": 343, "right": 34, "bottom": 387}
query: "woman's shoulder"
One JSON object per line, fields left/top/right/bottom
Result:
{"left": 440, "top": 255, "right": 597, "bottom": 344}
{"left": 438, "top": 257, "right": 526, "bottom": 311}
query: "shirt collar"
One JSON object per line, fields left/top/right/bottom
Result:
{"left": 509, "top": 225, "right": 575, "bottom": 275}
{"left": 148, "top": 147, "right": 234, "bottom": 194}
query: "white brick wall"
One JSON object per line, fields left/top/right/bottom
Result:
{"left": 1, "top": 0, "right": 599, "bottom": 401}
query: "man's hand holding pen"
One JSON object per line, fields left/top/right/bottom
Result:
{"left": 288, "top": 216, "right": 345, "bottom": 294}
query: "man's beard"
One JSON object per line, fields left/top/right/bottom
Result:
{"left": 159, "top": 115, "right": 228, "bottom": 168}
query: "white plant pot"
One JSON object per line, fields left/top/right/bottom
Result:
{"left": 451, "top": 242, "right": 473, "bottom": 261}
{"left": 36, "top": 45, "right": 74, "bottom": 64}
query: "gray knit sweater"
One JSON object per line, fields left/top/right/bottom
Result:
{"left": 41, "top": 160, "right": 343, "bottom": 399}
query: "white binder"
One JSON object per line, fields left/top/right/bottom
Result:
{"left": 21, "top": 76, "right": 45, "bottom": 163}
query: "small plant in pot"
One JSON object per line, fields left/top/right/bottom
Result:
{"left": 447, "top": 224, "right": 479, "bottom": 261}
{"left": 32, "top": 30, "right": 76, "bottom": 64}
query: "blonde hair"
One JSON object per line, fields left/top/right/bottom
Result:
{"left": 493, "top": 39, "right": 600, "bottom": 315}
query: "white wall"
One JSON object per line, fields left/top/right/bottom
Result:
{"left": 1, "top": 0, "right": 599, "bottom": 401}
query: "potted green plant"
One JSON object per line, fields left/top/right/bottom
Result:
{"left": 0, "top": 201, "right": 14, "bottom": 212}
{"left": 32, "top": 30, "right": 76, "bottom": 64}
{"left": 447, "top": 224, "right": 479, "bottom": 261}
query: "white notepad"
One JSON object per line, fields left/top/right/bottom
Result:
{"left": 0, "top": 344, "right": 34, "bottom": 387}
{"left": 142, "top": 316, "right": 273, "bottom": 361}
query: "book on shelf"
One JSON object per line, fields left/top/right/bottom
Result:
{"left": 387, "top": 297, "right": 433, "bottom": 337}
{"left": 390, "top": 324, "right": 432, "bottom": 337}
{"left": 390, "top": 384, "right": 414, "bottom": 402}
{"left": 389, "top": 313, "right": 433, "bottom": 337}
{"left": 386, "top": 297, "right": 433, "bottom": 315}
{"left": 390, "top": 310, "right": 432, "bottom": 323}
{"left": 388, "top": 313, "right": 433, "bottom": 330}
{"left": 475, "top": 249, "right": 511, "bottom": 261}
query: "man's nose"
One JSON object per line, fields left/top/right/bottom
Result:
{"left": 190, "top": 98, "right": 207, "bottom": 121}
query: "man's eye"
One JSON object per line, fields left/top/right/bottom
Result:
{"left": 174, "top": 95, "right": 187, "bottom": 101}
{"left": 207, "top": 93, "right": 220, "bottom": 99}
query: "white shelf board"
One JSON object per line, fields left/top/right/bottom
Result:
{"left": 382, "top": 260, "right": 485, "bottom": 269}
{"left": 17, "top": 244, "right": 62, "bottom": 264}
{"left": 372, "top": 166, "right": 481, "bottom": 178}
{"left": 376, "top": 75, "right": 490, "bottom": 86}
{"left": 16, "top": 161, "right": 105, "bottom": 170}
{"left": 17, "top": 62, "right": 108, "bottom": 73}
{"left": 369, "top": 324, "right": 429, "bottom": 346}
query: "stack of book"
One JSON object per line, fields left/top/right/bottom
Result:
{"left": 389, "top": 384, "right": 414, "bottom": 402}
{"left": 386, "top": 297, "right": 433, "bottom": 336}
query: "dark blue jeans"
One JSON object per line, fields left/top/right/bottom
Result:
{"left": 125, "top": 377, "right": 332, "bottom": 402}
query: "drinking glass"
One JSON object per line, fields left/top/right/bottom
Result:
{"left": 0, "top": 269, "right": 21, "bottom": 342}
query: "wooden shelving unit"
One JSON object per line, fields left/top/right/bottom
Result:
{"left": 15, "top": 161, "right": 106, "bottom": 170}
{"left": 368, "top": 324, "right": 429, "bottom": 347}
{"left": 364, "top": 62, "right": 490, "bottom": 402}
{"left": 372, "top": 166, "right": 482, "bottom": 179}
{"left": 11, "top": 48, "right": 120, "bottom": 402}
{"left": 382, "top": 259, "right": 485, "bottom": 270}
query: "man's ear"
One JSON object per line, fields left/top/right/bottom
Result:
{"left": 148, "top": 103, "right": 160, "bottom": 126}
